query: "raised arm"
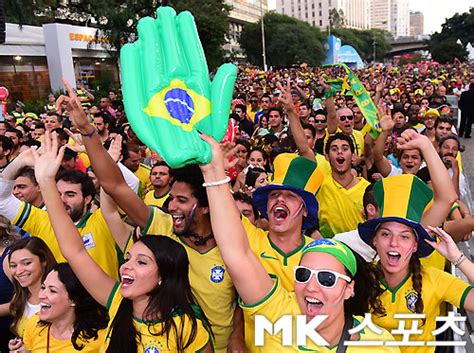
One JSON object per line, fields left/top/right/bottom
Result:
{"left": 325, "top": 95, "right": 338, "bottom": 134}
{"left": 396, "top": 130, "right": 458, "bottom": 227}
{"left": 57, "top": 80, "right": 150, "bottom": 228}
{"left": 278, "top": 83, "right": 315, "bottom": 161}
{"left": 373, "top": 109, "right": 394, "bottom": 177}
{"left": 33, "top": 131, "right": 115, "bottom": 306}
{"left": 199, "top": 134, "right": 273, "bottom": 305}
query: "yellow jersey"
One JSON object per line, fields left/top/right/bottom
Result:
{"left": 138, "top": 206, "right": 236, "bottom": 353}
{"left": 23, "top": 313, "right": 105, "bottom": 352}
{"left": 144, "top": 188, "right": 170, "bottom": 208}
{"left": 242, "top": 216, "right": 314, "bottom": 351}
{"left": 373, "top": 266, "right": 473, "bottom": 353}
{"left": 240, "top": 276, "right": 399, "bottom": 352}
{"left": 317, "top": 175, "right": 370, "bottom": 238}
{"left": 102, "top": 282, "right": 210, "bottom": 353}
{"left": 13, "top": 202, "right": 119, "bottom": 279}
{"left": 134, "top": 163, "right": 152, "bottom": 198}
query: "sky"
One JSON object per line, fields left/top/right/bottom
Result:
{"left": 267, "top": 0, "right": 473, "bottom": 34}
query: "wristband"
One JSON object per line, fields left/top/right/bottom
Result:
{"left": 452, "top": 253, "right": 466, "bottom": 267}
{"left": 202, "top": 176, "right": 231, "bottom": 187}
{"left": 78, "top": 126, "right": 96, "bottom": 138}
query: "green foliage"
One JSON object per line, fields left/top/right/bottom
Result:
{"left": 329, "top": 8, "right": 345, "bottom": 29}
{"left": 428, "top": 8, "right": 473, "bottom": 63}
{"left": 331, "top": 28, "right": 392, "bottom": 62}
{"left": 239, "top": 12, "right": 326, "bottom": 67}
{"left": 5, "top": 0, "right": 230, "bottom": 68}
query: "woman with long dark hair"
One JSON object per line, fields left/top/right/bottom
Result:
{"left": 8, "top": 263, "right": 109, "bottom": 352}
{"left": 7, "top": 237, "right": 57, "bottom": 337}
{"left": 32, "top": 132, "right": 212, "bottom": 353}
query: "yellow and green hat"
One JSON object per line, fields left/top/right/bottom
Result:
{"left": 253, "top": 153, "right": 324, "bottom": 229}
{"left": 302, "top": 238, "right": 357, "bottom": 276}
{"left": 422, "top": 108, "right": 440, "bottom": 120}
{"left": 358, "top": 174, "right": 435, "bottom": 258}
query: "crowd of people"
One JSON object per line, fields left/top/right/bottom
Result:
{"left": 0, "top": 57, "right": 473, "bottom": 353}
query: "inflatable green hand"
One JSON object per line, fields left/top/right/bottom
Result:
{"left": 120, "top": 7, "right": 237, "bottom": 168}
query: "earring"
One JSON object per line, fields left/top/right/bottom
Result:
{"left": 158, "top": 280, "right": 162, "bottom": 286}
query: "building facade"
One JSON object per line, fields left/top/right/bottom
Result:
{"left": 371, "top": 0, "right": 391, "bottom": 32}
{"left": 225, "top": 0, "right": 268, "bottom": 57}
{"left": 276, "top": 0, "right": 370, "bottom": 30}
{"left": 409, "top": 11, "right": 424, "bottom": 36}
{"left": 390, "top": 0, "right": 409, "bottom": 37}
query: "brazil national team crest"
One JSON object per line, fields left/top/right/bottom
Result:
{"left": 210, "top": 265, "right": 225, "bottom": 283}
{"left": 144, "top": 346, "right": 160, "bottom": 353}
{"left": 405, "top": 292, "right": 418, "bottom": 313}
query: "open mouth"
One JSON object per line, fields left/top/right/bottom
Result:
{"left": 40, "top": 302, "right": 52, "bottom": 313}
{"left": 305, "top": 296, "right": 324, "bottom": 315}
{"left": 335, "top": 157, "right": 346, "bottom": 167}
{"left": 272, "top": 206, "right": 289, "bottom": 221}
{"left": 171, "top": 214, "right": 185, "bottom": 227}
{"left": 387, "top": 251, "right": 401, "bottom": 266}
{"left": 121, "top": 274, "right": 135, "bottom": 288}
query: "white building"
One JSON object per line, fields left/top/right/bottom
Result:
{"left": 390, "top": 0, "right": 409, "bottom": 37}
{"left": 371, "top": 0, "right": 391, "bottom": 32}
{"left": 276, "top": 0, "right": 370, "bottom": 30}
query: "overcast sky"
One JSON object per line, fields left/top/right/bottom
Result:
{"left": 267, "top": 0, "right": 473, "bottom": 34}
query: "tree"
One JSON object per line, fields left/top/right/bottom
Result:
{"left": 239, "top": 12, "right": 326, "bottom": 67}
{"left": 5, "top": 0, "right": 230, "bottom": 67}
{"left": 329, "top": 8, "right": 345, "bottom": 29}
{"left": 428, "top": 8, "right": 473, "bottom": 63}
{"left": 331, "top": 28, "right": 392, "bottom": 62}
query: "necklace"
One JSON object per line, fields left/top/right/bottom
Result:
{"left": 332, "top": 175, "right": 355, "bottom": 190}
{"left": 184, "top": 232, "right": 214, "bottom": 246}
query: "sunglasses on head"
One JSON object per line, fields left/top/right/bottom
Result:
{"left": 339, "top": 115, "right": 354, "bottom": 122}
{"left": 294, "top": 266, "right": 351, "bottom": 288}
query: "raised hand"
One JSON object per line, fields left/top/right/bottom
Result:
{"left": 32, "top": 131, "right": 66, "bottom": 183}
{"left": 107, "top": 134, "right": 123, "bottom": 163}
{"left": 426, "top": 226, "right": 462, "bottom": 263}
{"left": 56, "top": 81, "right": 90, "bottom": 132}
{"left": 378, "top": 103, "right": 395, "bottom": 132}
{"left": 120, "top": 7, "right": 237, "bottom": 168}
{"left": 396, "top": 129, "right": 430, "bottom": 151}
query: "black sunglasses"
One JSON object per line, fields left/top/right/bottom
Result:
{"left": 315, "top": 119, "right": 327, "bottom": 123}
{"left": 339, "top": 115, "right": 354, "bottom": 122}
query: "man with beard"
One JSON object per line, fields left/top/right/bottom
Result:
{"left": 0, "top": 152, "right": 120, "bottom": 279}
{"left": 123, "top": 143, "right": 152, "bottom": 198}
{"left": 327, "top": 105, "right": 365, "bottom": 158}
{"left": 5, "top": 128, "right": 22, "bottom": 160}
{"left": 0, "top": 136, "right": 13, "bottom": 172}
{"left": 143, "top": 161, "right": 173, "bottom": 208}
{"left": 93, "top": 113, "right": 110, "bottom": 143}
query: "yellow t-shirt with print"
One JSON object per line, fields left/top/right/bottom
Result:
{"left": 325, "top": 129, "right": 365, "bottom": 157}
{"left": 102, "top": 282, "right": 210, "bottom": 353}
{"left": 242, "top": 216, "right": 313, "bottom": 351}
{"left": 23, "top": 313, "right": 105, "bottom": 352}
{"left": 144, "top": 188, "right": 170, "bottom": 208}
{"left": 134, "top": 163, "right": 152, "bottom": 198}
{"left": 373, "top": 266, "right": 473, "bottom": 353}
{"left": 12, "top": 202, "right": 119, "bottom": 279}
{"left": 138, "top": 206, "right": 236, "bottom": 353}
{"left": 317, "top": 175, "right": 370, "bottom": 238}
{"left": 240, "top": 276, "right": 399, "bottom": 352}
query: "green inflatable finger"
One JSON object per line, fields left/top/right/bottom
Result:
{"left": 120, "top": 6, "right": 237, "bottom": 168}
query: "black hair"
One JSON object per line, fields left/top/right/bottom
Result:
{"left": 232, "top": 192, "right": 259, "bottom": 221}
{"left": 438, "top": 134, "right": 463, "bottom": 152}
{"left": 268, "top": 107, "right": 283, "bottom": 117}
{"left": 363, "top": 184, "right": 376, "bottom": 209}
{"left": 234, "top": 104, "right": 246, "bottom": 112}
{"left": 46, "top": 112, "right": 62, "bottom": 122}
{"left": 56, "top": 170, "right": 96, "bottom": 200}
{"left": 5, "top": 127, "right": 23, "bottom": 139}
{"left": 170, "top": 165, "right": 208, "bottom": 207}
{"left": 261, "top": 93, "right": 271, "bottom": 101}
{"left": 39, "top": 263, "right": 109, "bottom": 350}
{"left": 0, "top": 135, "right": 14, "bottom": 153}
{"left": 16, "top": 167, "right": 37, "bottom": 185}
{"left": 324, "top": 132, "right": 355, "bottom": 154}
{"left": 34, "top": 122, "right": 46, "bottom": 130}
{"left": 434, "top": 116, "right": 453, "bottom": 129}
{"left": 52, "top": 128, "right": 68, "bottom": 143}
{"left": 313, "top": 109, "right": 327, "bottom": 116}
{"left": 94, "top": 112, "right": 111, "bottom": 126}
{"left": 245, "top": 167, "right": 267, "bottom": 188}
{"left": 106, "top": 235, "right": 211, "bottom": 353}
{"left": 302, "top": 123, "right": 316, "bottom": 139}
{"left": 235, "top": 139, "right": 250, "bottom": 152}
{"left": 23, "top": 139, "right": 41, "bottom": 149}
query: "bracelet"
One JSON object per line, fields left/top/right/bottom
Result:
{"left": 202, "top": 176, "right": 231, "bottom": 187}
{"left": 78, "top": 126, "right": 96, "bottom": 138}
{"left": 452, "top": 253, "right": 466, "bottom": 267}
